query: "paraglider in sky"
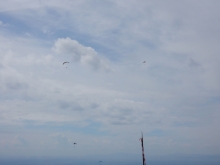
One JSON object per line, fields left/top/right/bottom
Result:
{"left": 63, "top": 62, "right": 69, "bottom": 65}
{"left": 63, "top": 62, "right": 69, "bottom": 68}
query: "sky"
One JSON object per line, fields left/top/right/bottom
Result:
{"left": 0, "top": 0, "right": 220, "bottom": 161}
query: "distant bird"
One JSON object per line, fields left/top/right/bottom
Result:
{"left": 73, "top": 142, "right": 77, "bottom": 147}
{"left": 143, "top": 61, "right": 146, "bottom": 64}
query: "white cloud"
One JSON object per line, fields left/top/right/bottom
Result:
{"left": 50, "top": 133, "right": 70, "bottom": 147}
{"left": 0, "top": 20, "right": 10, "bottom": 27}
{"left": 53, "top": 37, "right": 110, "bottom": 71}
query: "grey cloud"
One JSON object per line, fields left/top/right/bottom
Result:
{"left": 89, "top": 102, "right": 99, "bottom": 109}
{"left": 0, "top": 63, "right": 4, "bottom": 69}
{"left": 189, "top": 58, "right": 200, "bottom": 68}
{"left": 59, "top": 100, "right": 84, "bottom": 111}
{"left": 105, "top": 106, "right": 136, "bottom": 125}
{"left": 5, "top": 82, "right": 29, "bottom": 90}
{"left": 110, "top": 113, "right": 136, "bottom": 125}
{"left": 111, "top": 120, "right": 133, "bottom": 125}
{"left": 59, "top": 101, "right": 70, "bottom": 109}
{"left": 71, "top": 104, "right": 84, "bottom": 111}
{"left": 16, "top": 136, "right": 29, "bottom": 147}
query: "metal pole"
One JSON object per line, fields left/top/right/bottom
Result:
{"left": 140, "top": 132, "right": 146, "bottom": 165}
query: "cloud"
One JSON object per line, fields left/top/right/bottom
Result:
{"left": 0, "top": 20, "right": 9, "bottom": 27}
{"left": 16, "top": 136, "right": 29, "bottom": 147}
{"left": 53, "top": 37, "right": 110, "bottom": 71}
{"left": 0, "top": 0, "right": 220, "bottom": 158}
{"left": 5, "top": 82, "right": 28, "bottom": 90}
{"left": 58, "top": 100, "right": 84, "bottom": 111}
{"left": 0, "top": 63, "right": 4, "bottom": 69}
{"left": 188, "top": 58, "right": 200, "bottom": 68}
{"left": 51, "top": 133, "right": 70, "bottom": 147}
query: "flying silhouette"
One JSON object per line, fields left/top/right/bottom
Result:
{"left": 63, "top": 62, "right": 69, "bottom": 65}
{"left": 63, "top": 62, "right": 69, "bottom": 68}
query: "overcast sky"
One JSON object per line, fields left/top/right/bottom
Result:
{"left": 0, "top": 0, "right": 220, "bottom": 159}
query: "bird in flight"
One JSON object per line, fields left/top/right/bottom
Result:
{"left": 143, "top": 61, "right": 146, "bottom": 64}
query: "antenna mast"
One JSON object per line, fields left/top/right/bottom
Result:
{"left": 140, "top": 132, "right": 146, "bottom": 165}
